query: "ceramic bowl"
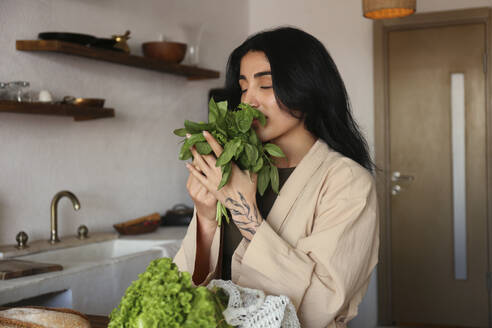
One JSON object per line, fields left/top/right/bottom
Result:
{"left": 142, "top": 41, "right": 187, "bottom": 64}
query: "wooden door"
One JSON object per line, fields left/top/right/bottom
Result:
{"left": 389, "top": 23, "right": 489, "bottom": 327}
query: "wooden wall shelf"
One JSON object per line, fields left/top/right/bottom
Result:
{"left": 16, "top": 40, "right": 220, "bottom": 80}
{"left": 0, "top": 100, "right": 115, "bottom": 121}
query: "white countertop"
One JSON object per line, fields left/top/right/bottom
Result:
{"left": 119, "top": 226, "right": 187, "bottom": 241}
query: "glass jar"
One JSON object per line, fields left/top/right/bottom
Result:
{"left": 0, "top": 82, "right": 7, "bottom": 100}
{"left": 6, "top": 81, "right": 30, "bottom": 102}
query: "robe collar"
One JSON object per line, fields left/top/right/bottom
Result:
{"left": 265, "top": 139, "right": 333, "bottom": 232}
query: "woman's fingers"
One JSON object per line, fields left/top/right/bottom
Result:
{"left": 186, "top": 170, "right": 213, "bottom": 202}
{"left": 186, "top": 162, "right": 214, "bottom": 194}
{"left": 187, "top": 131, "right": 221, "bottom": 169}
{"left": 187, "top": 173, "right": 212, "bottom": 202}
{"left": 201, "top": 152, "right": 218, "bottom": 169}
{"left": 190, "top": 146, "right": 210, "bottom": 174}
{"left": 203, "top": 131, "right": 223, "bottom": 158}
{"left": 190, "top": 145, "right": 221, "bottom": 178}
{"left": 186, "top": 173, "right": 200, "bottom": 196}
{"left": 186, "top": 131, "right": 236, "bottom": 201}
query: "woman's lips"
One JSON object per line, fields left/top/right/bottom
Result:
{"left": 252, "top": 118, "right": 265, "bottom": 127}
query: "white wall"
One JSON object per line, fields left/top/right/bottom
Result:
{"left": 0, "top": 0, "right": 248, "bottom": 244}
{"left": 247, "top": 0, "right": 492, "bottom": 327}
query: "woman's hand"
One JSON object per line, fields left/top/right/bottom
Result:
{"left": 186, "top": 172, "right": 218, "bottom": 228}
{"left": 185, "top": 135, "right": 218, "bottom": 231}
{"left": 186, "top": 131, "right": 263, "bottom": 242}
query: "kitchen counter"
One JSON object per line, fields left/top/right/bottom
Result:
{"left": 119, "top": 225, "right": 187, "bottom": 242}
{"left": 0, "top": 226, "right": 188, "bottom": 314}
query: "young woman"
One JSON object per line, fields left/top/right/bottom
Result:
{"left": 174, "top": 27, "right": 379, "bottom": 328}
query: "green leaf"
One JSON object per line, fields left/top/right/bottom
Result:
{"left": 270, "top": 165, "right": 280, "bottom": 194}
{"left": 215, "top": 201, "right": 231, "bottom": 227}
{"left": 244, "top": 143, "right": 258, "bottom": 167}
{"left": 264, "top": 143, "right": 286, "bottom": 158}
{"left": 233, "top": 139, "right": 244, "bottom": 161}
{"left": 217, "top": 101, "right": 228, "bottom": 119}
{"left": 221, "top": 202, "right": 230, "bottom": 224}
{"left": 213, "top": 132, "right": 227, "bottom": 147}
{"left": 208, "top": 98, "right": 219, "bottom": 123}
{"left": 216, "top": 123, "right": 228, "bottom": 138}
{"left": 248, "top": 129, "right": 260, "bottom": 146}
{"left": 257, "top": 165, "right": 270, "bottom": 196}
{"left": 237, "top": 103, "right": 254, "bottom": 111}
{"left": 238, "top": 152, "right": 250, "bottom": 170}
{"left": 195, "top": 141, "right": 212, "bottom": 155}
{"left": 218, "top": 161, "right": 232, "bottom": 190}
{"left": 184, "top": 133, "right": 206, "bottom": 149}
{"left": 225, "top": 114, "right": 239, "bottom": 137}
{"left": 235, "top": 108, "right": 253, "bottom": 133}
{"left": 179, "top": 143, "right": 192, "bottom": 160}
{"left": 214, "top": 101, "right": 229, "bottom": 137}
{"left": 252, "top": 109, "right": 266, "bottom": 126}
{"left": 252, "top": 156, "right": 263, "bottom": 173}
{"left": 184, "top": 120, "right": 215, "bottom": 134}
{"left": 238, "top": 103, "right": 266, "bottom": 126}
{"left": 216, "top": 139, "right": 240, "bottom": 167}
{"left": 173, "top": 128, "right": 188, "bottom": 137}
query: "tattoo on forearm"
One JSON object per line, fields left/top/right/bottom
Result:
{"left": 225, "top": 192, "right": 262, "bottom": 242}
{"left": 227, "top": 198, "right": 241, "bottom": 208}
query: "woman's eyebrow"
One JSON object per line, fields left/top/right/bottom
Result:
{"left": 239, "top": 71, "right": 272, "bottom": 80}
{"left": 254, "top": 71, "right": 271, "bottom": 78}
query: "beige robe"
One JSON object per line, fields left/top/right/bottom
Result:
{"left": 173, "top": 139, "right": 379, "bottom": 328}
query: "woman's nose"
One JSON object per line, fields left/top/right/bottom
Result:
{"left": 242, "top": 90, "right": 259, "bottom": 108}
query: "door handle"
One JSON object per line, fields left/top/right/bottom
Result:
{"left": 392, "top": 171, "right": 415, "bottom": 182}
{"left": 391, "top": 185, "right": 402, "bottom": 195}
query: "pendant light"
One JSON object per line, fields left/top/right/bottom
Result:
{"left": 363, "top": 0, "right": 416, "bottom": 19}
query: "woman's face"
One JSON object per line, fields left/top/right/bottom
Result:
{"left": 239, "top": 51, "right": 303, "bottom": 143}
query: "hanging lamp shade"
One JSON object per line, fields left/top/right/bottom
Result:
{"left": 363, "top": 0, "right": 416, "bottom": 19}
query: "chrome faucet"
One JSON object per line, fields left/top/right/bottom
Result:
{"left": 50, "top": 190, "right": 80, "bottom": 244}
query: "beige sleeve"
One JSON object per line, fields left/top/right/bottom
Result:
{"left": 239, "top": 168, "right": 379, "bottom": 327}
{"left": 173, "top": 207, "right": 222, "bottom": 286}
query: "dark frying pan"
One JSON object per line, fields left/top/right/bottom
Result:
{"left": 38, "top": 32, "right": 96, "bottom": 46}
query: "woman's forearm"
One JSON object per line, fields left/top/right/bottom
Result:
{"left": 192, "top": 214, "right": 217, "bottom": 285}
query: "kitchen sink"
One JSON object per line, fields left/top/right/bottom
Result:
{"left": 0, "top": 226, "right": 187, "bottom": 315}
{"left": 15, "top": 239, "right": 177, "bottom": 263}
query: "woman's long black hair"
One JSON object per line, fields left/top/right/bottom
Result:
{"left": 224, "top": 26, "right": 375, "bottom": 173}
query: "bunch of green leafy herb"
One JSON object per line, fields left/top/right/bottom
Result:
{"left": 108, "top": 257, "right": 232, "bottom": 328}
{"left": 174, "top": 98, "right": 286, "bottom": 225}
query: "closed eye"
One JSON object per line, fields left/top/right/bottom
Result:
{"left": 241, "top": 86, "right": 272, "bottom": 93}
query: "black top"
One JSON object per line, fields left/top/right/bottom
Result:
{"left": 221, "top": 167, "right": 296, "bottom": 280}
